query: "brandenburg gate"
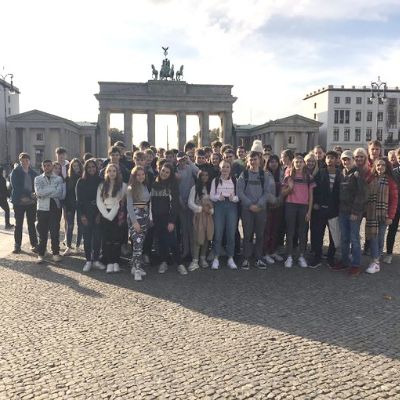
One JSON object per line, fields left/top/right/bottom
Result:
{"left": 95, "top": 48, "right": 237, "bottom": 156}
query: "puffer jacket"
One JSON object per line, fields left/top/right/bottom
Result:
{"left": 339, "top": 166, "right": 367, "bottom": 217}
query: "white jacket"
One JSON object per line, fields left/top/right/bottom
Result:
{"left": 96, "top": 183, "right": 127, "bottom": 221}
{"left": 34, "top": 173, "right": 64, "bottom": 211}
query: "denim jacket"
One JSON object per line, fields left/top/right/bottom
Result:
{"left": 34, "top": 173, "right": 64, "bottom": 211}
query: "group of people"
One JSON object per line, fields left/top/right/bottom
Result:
{"left": 2, "top": 137, "right": 399, "bottom": 280}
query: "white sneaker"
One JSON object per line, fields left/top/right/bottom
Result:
{"left": 271, "top": 253, "right": 284, "bottom": 262}
{"left": 211, "top": 258, "right": 219, "bottom": 270}
{"left": 188, "top": 260, "right": 200, "bottom": 272}
{"left": 264, "top": 255, "right": 275, "bottom": 265}
{"left": 53, "top": 254, "right": 62, "bottom": 262}
{"left": 383, "top": 254, "right": 392, "bottom": 264}
{"left": 227, "top": 257, "right": 238, "bottom": 269}
{"left": 366, "top": 262, "right": 380, "bottom": 274}
{"left": 298, "top": 256, "right": 308, "bottom": 268}
{"left": 75, "top": 245, "right": 82, "bottom": 253}
{"left": 177, "top": 264, "right": 188, "bottom": 275}
{"left": 62, "top": 247, "right": 72, "bottom": 256}
{"left": 83, "top": 261, "right": 92, "bottom": 272}
{"left": 138, "top": 267, "right": 146, "bottom": 276}
{"left": 36, "top": 255, "right": 44, "bottom": 264}
{"left": 106, "top": 264, "right": 114, "bottom": 273}
{"left": 113, "top": 263, "right": 120, "bottom": 272}
{"left": 93, "top": 261, "right": 106, "bottom": 270}
{"left": 143, "top": 254, "right": 150, "bottom": 264}
{"left": 199, "top": 257, "right": 208, "bottom": 268}
{"left": 134, "top": 268, "right": 143, "bottom": 281}
{"left": 285, "top": 256, "right": 293, "bottom": 268}
{"left": 158, "top": 262, "right": 168, "bottom": 274}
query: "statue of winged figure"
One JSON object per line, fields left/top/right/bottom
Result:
{"left": 162, "top": 46, "right": 169, "bottom": 57}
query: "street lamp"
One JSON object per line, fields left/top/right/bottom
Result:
{"left": 369, "top": 76, "right": 387, "bottom": 140}
{"left": 0, "top": 70, "right": 15, "bottom": 171}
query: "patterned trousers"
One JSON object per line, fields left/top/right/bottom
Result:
{"left": 128, "top": 207, "right": 149, "bottom": 268}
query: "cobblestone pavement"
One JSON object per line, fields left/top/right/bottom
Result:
{"left": 0, "top": 229, "right": 400, "bottom": 398}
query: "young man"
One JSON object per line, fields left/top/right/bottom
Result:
{"left": 224, "top": 148, "right": 244, "bottom": 179}
{"left": 211, "top": 140, "right": 222, "bottom": 154}
{"left": 313, "top": 145, "right": 326, "bottom": 169}
{"left": 100, "top": 146, "right": 130, "bottom": 183}
{"left": 195, "top": 148, "right": 213, "bottom": 177}
{"left": 368, "top": 140, "right": 382, "bottom": 167}
{"left": 235, "top": 146, "right": 246, "bottom": 167}
{"left": 237, "top": 151, "right": 276, "bottom": 269}
{"left": 55, "top": 147, "right": 69, "bottom": 179}
{"left": 0, "top": 167, "right": 13, "bottom": 229}
{"left": 10, "top": 153, "right": 39, "bottom": 253}
{"left": 310, "top": 151, "right": 341, "bottom": 268}
{"left": 34, "top": 160, "right": 64, "bottom": 263}
{"left": 334, "top": 150, "right": 367, "bottom": 276}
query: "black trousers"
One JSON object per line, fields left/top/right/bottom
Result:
{"left": 386, "top": 208, "right": 400, "bottom": 255}
{"left": 0, "top": 197, "right": 10, "bottom": 226}
{"left": 100, "top": 215, "right": 123, "bottom": 264}
{"left": 37, "top": 204, "right": 62, "bottom": 256}
{"left": 310, "top": 207, "right": 336, "bottom": 261}
{"left": 14, "top": 203, "right": 38, "bottom": 248}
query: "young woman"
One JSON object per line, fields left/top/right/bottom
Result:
{"left": 354, "top": 147, "right": 371, "bottom": 179}
{"left": 63, "top": 158, "right": 83, "bottom": 256}
{"left": 96, "top": 163, "right": 127, "bottom": 273}
{"left": 188, "top": 170, "right": 214, "bottom": 271}
{"left": 304, "top": 153, "right": 319, "bottom": 177}
{"left": 281, "top": 155, "right": 315, "bottom": 268}
{"left": 210, "top": 160, "right": 239, "bottom": 270}
{"left": 127, "top": 166, "right": 151, "bottom": 281}
{"left": 263, "top": 155, "right": 284, "bottom": 264}
{"left": 365, "top": 158, "right": 398, "bottom": 274}
{"left": 280, "top": 149, "right": 294, "bottom": 174}
{"left": 76, "top": 159, "right": 104, "bottom": 272}
{"left": 151, "top": 163, "right": 187, "bottom": 275}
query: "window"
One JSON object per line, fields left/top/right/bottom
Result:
{"left": 314, "top": 113, "right": 316, "bottom": 120}
{"left": 334, "top": 110, "right": 339, "bottom": 124}
{"left": 378, "top": 112, "right": 383, "bottom": 122}
{"left": 355, "top": 128, "right": 361, "bottom": 142}
{"left": 35, "top": 149, "right": 44, "bottom": 170}
{"left": 344, "top": 128, "right": 350, "bottom": 141}
{"left": 334, "top": 96, "right": 340, "bottom": 104}
{"left": 345, "top": 97, "right": 351, "bottom": 104}
{"left": 377, "top": 128, "right": 383, "bottom": 141}
{"left": 345, "top": 110, "right": 350, "bottom": 124}
{"left": 388, "top": 131, "right": 393, "bottom": 142}
{"left": 355, "top": 111, "right": 362, "bottom": 121}
{"left": 378, "top": 97, "right": 384, "bottom": 105}
{"left": 356, "top": 97, "right": 362, "bottom": 104}
{"left": 314, "top": 102, "right": 317, "bottom": 109}
{"left": 84, "top": 136, "right": 92, "bottom": 153}
{"left": 367, "top": 97, "right": 373, "bottom": 104}
{"left": 367, "top": 111, "right": 373, "bottom": 121}
{"left": 340, "top": 110, "right": 344, "bottom": 124}
{"left": 333, "top": 128, "right": 339, "bottom": 142}
{"left": 36, "top": 133, "right": 44, "bottom": 141}
{"left": 366, "top": 128, "right": 372, "bottom": 141}
{"left": 288, "top": 136, "right": 296, "bottom": 144}
{"left": 8, "top": 95, "right": 10, "bottom": 103}
{"left": 7, "top": 107, "right": 11, "bottom": 115}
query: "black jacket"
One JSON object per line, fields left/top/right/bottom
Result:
{"left": 76, "top": 175, "right": 102, "bottom": 218}
{"left": 313, "top": 167, "right": 341, "bottom": 219}
{"left": 151, "top": 179, "right": 179, "bottom": 224}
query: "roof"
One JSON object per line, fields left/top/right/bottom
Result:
{"left": 7, "top": 109, "right": 79, "bottom": 129}
{"left": 0, "top": 78, "right": 21, "bottom": 94}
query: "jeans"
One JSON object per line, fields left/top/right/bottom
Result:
{"left": 285, "top": 203, "right": 308, "bottom": 256}
{"left": 339, "top": 213, "right": 361, "bottom": 267}
{"left": 370, "top": 222, "right": 387, "bottom": 260}
{"left": 66, "top": 208, "right": 83, "bottom": 248}
{"left": 242, "top": 207, "right": 267, "bottom": 259}
{"left": 386, "top": 208, "right": 400, "bottom": 254}
{"left": 82, "top": 213, "right": 102, "bottom": 262}
{"left": 213, "top": 200, "right": 238, "bottom": 258}
{"left": 14, "top": 203, "right": 38, "bottom": 248}
{"left": 36, "top": 204, "right": 62, "bottom": 256}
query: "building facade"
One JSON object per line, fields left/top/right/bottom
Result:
{"left": 7, "top": 110, "right": 96, "bottom": 170}
{"left": 303, "top": 84, "right": 400, "bottom": 152}
{"left": 235, "top": 114, "right": 322, "bottom": 154}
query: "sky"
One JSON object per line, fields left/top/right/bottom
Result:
{"left": 2, "top": 0, "right": 400, "bottom": 148}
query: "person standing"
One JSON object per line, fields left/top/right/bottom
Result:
{"left": 76, "top": 159, "right": 104, "bottom": 272}
{"left": 10, "top": 153, "right": 38, "bottom": 253}
{"left": 34, "top": 160, "right": 64, "bottom": 263}
{"left": 0, "top": 167, "right": 13, "bottom": 229}
{"left": 97, "top": 163, "right": 127, "bottom": 273}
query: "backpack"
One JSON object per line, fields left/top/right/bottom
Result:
{"left": 244, "top": 168, "right": 265, "bottom": 192}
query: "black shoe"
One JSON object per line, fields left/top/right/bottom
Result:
{"left": 5, "top": 224, "right": 14, "bottom": 230}
{"left": 255, "top": 258, "right": 268, "bottom": 270}
{"left": 309, "top": 258, "right": 322, "bottom": 269}
{"left": 241, "top": 259, "right": 250, "bottom": 270}
{"left": 12, "top": 246, "right": 21, "bottom": 254}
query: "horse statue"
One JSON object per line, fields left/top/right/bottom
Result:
{"left": 169, "top": 64, "right": 175, "bottom": 80}
{"left": 176, "top": 65, "right": 184, "bottom": 81}
{"left": 151, "top": 64, "right": 158, "bottom": 80}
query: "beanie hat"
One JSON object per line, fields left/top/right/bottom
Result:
{"left": 251, "top": 139, "right": 263, "bottom": 154}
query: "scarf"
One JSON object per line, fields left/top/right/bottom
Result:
{"left": 365, "top": 175, "right": 389, "bottom": 239}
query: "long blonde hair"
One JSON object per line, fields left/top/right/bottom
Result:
{"left": 101, "top": 163, "right": 122, "bottom": 199}
{"left": 128, "top": 166, "right": 148, "bottom": 200}
{"left": 304, "top": 152, "right": 319, "bottom": 177}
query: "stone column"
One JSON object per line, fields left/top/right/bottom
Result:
{"left": 221, "top": 112, "right": 233, "bottom": 145}
{"left": 23, "top": 128, "right": 31, "bottom": 157}
{"left": 147, "top": 111, "right": 156, "bottom": 146}
{"left": 124, "top": 111, "right": 133, "bottom": 151}
{"left": 283, "top": 131, "right": 289, "bottom": 149}
{"left": 198, "top": 111, "right": 209, "bottom": 147}
{"left": 98, "top": 110, "right": 110, "bottom": 157}
{"left": 177, "top": 111, "right": 186, "bottom": 150}
{"left": 301, "top": 131, "right": 308, "bottom": 153}
{"left": 313, "top": 129, "right": 319, "bottom": 146}
{"left": 44, "top": 128, "right": 50, "bottom": 159}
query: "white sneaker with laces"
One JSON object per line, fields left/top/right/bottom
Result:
{"left": 271, "top": 253, "right": 284, "bottom": 262}
{"left": 138, "top": 267, "right": 146, "bottom": 276}
{"left": 134, "top": 268, "right": 143, "bottom": 281}
{"left": 298, "top": 256, "right": 308, "bottom": 268}
{"left": 383, "top": 254, "right": 392, "bottom": 264}
{"left": 285, "top": 256, "right": 293, "bottom": 268}
{"left": 113, "top": 263, "right": 120, "bottom": 272}
{"left": 53, "top": 254, "right": 62, "bottom": 262}
{"left": 227, "top": 257, "right": 237, "bottom": 269}
{"left": 199, "top": 257, "right": 208, "bottom": 268}
{"left": 75, "top": 245, "right": 81, "bottom": 253}
{"left": 366, "top": 262, "right": 380, "bottom": 274}
{"left": 264, "top": 255, "right": 275, "bottom": 265}
{"left": 36, "top": 255, "right": 44, "bottom": 264}
{"left": 106, "top": 264, "right": 114, "bottom": 273}
{"left": 143, "top": 254, "right": 150, "bottom": 264}
{"left": 62, "top": 247, "right": 72, "bottom": 256}
{"left": 93, "top": 261, "right": 106, "bottom": 270}
{"left": 211, "top": 258, "right": 219, "bottom": 270}
{"left": 177, "top": 264, "right": 188, "bottom": 275}
{"left": 158, "top": 262, "right": 168, "bottom": 274}
{"left": 83, "top": 261, "right": 92, "bottom": 272}
{"left": 188, "top": 260, "right": 200, "bottom": 272}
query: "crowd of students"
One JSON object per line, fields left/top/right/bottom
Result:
{"left": 3, "top": 137, "right": 399, "bottom": 280}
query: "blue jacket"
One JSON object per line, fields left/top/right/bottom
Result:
{"left": 10, "top": 165, "right": 38, "bottom": 206}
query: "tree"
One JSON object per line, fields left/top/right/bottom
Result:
{"left": 192, "top": 128, "right": 221, "bottom": 147}
{"left": 109, "top": 128, "right": 124, "bottom": 145}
